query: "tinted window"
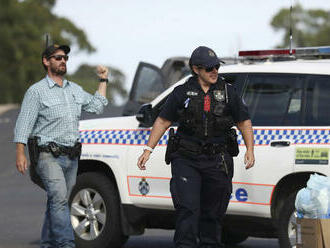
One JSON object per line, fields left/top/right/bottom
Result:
{"left": 305, "top": 75, "right": 330, "bottom": 126}
{"left": 243, "top": 74, "right": 304, "bottom": 126}
{"left": 134, "top": 67, "right": 165, "bottom": 103}
{"left": 221, "top": 73, "right": 247, "bottom": 96}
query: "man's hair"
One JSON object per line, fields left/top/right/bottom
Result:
{"left": 42, "top": 56, "right": 48, "bottom": 71}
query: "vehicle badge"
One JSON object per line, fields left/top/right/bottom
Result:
{"left": 138, "top": 177, "right": 150, "bottom": 196}
{"left": 213, "top": 90, "right": 225, "bottom": 101}
{"left": 187, "top": 91, "right": 198, "bottom": 96}
{"left": 208, "top": 50, "right": 215, "bottom": 57}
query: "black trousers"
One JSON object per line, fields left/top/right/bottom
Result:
{"left": 170, "top": 152, "right": 233, "bottom": 248}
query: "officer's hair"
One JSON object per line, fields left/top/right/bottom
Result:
{"left": 189, "top": 63, "right": 198, "bottom": 76}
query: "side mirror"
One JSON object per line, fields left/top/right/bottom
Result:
{"left": 136, "top": 104, "right": 154, "bottom": 127}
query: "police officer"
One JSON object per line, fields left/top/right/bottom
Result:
{"left": 137, "top": 46, "right": 255, "bottom": 248}
{"left": 14, "top": 44, "right": 108, "bottom": 248}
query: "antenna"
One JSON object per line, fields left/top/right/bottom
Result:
{"left": 289, "top": 2, "right": 293, "bottom": 55}
{"left": 45, "top": 33, "right": 51, "bottom": 48}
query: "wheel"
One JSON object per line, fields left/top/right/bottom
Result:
{"left": 277, "top": 192, "right": 298, "bottom": 248}
{"left": 221, "top": 229, "right": 249, "bottom": 245}
{"left": 69, "top": 172, "right": 127, "bottom": 248}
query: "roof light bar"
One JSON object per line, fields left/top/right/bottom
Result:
{"left": 239, "top": 49, "right": 295, "bottom": 57}
{"left": 239, "top": 46, "right": 330, "bottom": 58}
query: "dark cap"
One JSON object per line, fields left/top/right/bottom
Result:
{"left": 189, "top": 46, "right": 224, "bottom": 68}
{"left": 42, "top": 44, "right": 70, "bottom": 58}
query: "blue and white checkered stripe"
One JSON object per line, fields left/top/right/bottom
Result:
{"left": 246, "top": 129, "right": 330, "bottom": 145}
{"left": 80, "top": 129, "right": 330, "bottom": 146}
{"left": 80, "top": 129, "right": 168, "bottom": 145}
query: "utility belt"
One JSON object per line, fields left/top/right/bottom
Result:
{"left": 38, "top": 142, "right": 82, "bottom": 160}
{"left": 178, "top": 138, "right": 226, "bottom": 156}
{"left": 165, "top": 128, "right": 227, "bottom": 164}
{"left": 165, "top": 128, "right": 239, "bottom": 165}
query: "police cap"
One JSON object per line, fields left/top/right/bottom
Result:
{"left": 42, "top": 44, "right": 70, "bottom": 59}
{"left": 189, "top": 46, "right": 224, "bottom": 68}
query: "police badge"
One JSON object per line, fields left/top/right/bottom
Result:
{"left": 213, "top": 90, "right": 225, "bottom": 101}
{"left": 138, "top": 177, "right": 150, "bottom": 196}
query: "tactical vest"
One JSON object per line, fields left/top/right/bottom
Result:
{"left": 177, "top": 77, "right": 234, "bottom": 141}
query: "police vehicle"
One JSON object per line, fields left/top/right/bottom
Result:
{"left": 69, "top": 46, "right": 330, "bottom": 248}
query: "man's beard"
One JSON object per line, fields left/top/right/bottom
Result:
{"left": 50, "top": 63, "right": 67, "bottom": 76}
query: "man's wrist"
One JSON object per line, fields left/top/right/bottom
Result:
{"left": 99, "top": 78, "right": 109, "bottom": 83}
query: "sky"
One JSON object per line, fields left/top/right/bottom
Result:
{"left": 53, "top": 0, "right": 330, "bottom": 96}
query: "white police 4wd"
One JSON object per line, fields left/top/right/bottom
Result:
{"left": 69, "top": 47, "right": 330, "bottom": 248}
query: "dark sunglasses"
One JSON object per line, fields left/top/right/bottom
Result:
{"left": 198, "top": 64, "right": 220, "bottom": 72}
{"left": 48, "top": 55, "right": 69, "bottom": 61}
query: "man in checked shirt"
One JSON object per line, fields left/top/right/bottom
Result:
{"left": 14, "top": 44, "right": 108, "bottom": 248}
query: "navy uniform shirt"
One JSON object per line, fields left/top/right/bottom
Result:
{"left": 159, "top": 75, "right": 249, "bottom": 126}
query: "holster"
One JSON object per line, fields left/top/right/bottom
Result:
{"left": 165, "top": 128, "right": 178, "bottom": 165}
{"left": 226, "top": 128, "right": 239, "bottom": 157}
{"left": 27, "top": 137, "right": 45, "bottom": 190}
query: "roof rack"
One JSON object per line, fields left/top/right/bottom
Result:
{"left": 238, "top": 46, "right": 330, "bottom": 63}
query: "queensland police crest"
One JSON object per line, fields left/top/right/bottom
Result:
{"left": 138, "top": 177, "right": 150, "bottom": 195}
{"left": 213, "top": 90, "right": 225, "bottom": 101}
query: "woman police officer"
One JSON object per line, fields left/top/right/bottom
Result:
{"left": 137, "top": 46, "right": 255, "bottom": 248}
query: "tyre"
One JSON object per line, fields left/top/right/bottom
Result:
{"left": 69, "top": 172, "right": 127, "bottom": 248}
{"left": 277, "top": 192, "right": 298, "bottom": 248}
{"left": 222, "top": 229, "right": 249, "bottom": 245}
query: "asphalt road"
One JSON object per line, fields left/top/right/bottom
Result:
{"left": 0, "top": 107, "right": 279, "bottom": 248}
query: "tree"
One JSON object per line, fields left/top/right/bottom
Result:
{"left": 0, "top": 0, "right": 127, "bottom": 104}
{"left": 67, "top": 64, "right": 127, "bottom": 104}
{"left": 271, "top": 4, "right": 330, "bottom": 48}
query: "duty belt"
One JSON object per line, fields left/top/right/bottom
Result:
{"left": 38, "top": 142, "right": 82, "bottom": 159}
{"left": 178, "top": 138, "right": 226, "bottom": 156}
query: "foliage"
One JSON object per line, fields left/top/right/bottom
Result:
{"left": 271, "top": 4, "right": 330, "bottom": 48}
{"left": 67, "top": 64, "right": 127, "bottom": 104}
{"left": 0, "top": 0, "right": 127, "bottom": 104}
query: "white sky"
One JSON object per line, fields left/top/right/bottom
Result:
{"left": 53, "top": 0, "right": 330, "bottom": 93}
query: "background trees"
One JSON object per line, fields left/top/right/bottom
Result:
{"left": 0, "top": 0, "right": 126, "bottom": 104}
{"left": 271, "top": 4, "right": 330, "bottom": 48}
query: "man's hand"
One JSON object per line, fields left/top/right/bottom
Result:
{"left": 137, "top": 150, "right": 151, "bottom": 170}
{"left": 16, "top": 144, "right": 28, "bottom": 174}
{"left": 244, "top": 149, "right": 255, "bottom": 169}
{"left": 96, "top": 65, "right": 109, "bottom": 80}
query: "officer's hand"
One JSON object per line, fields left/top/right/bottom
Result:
{"left": 244, "top": 150, "right": 255, "bottom": 170}
{"left": 96, "top": 65, "right": 109, "bottom": 79}
{"left": 137, "top": 151, "right": 151, "bottom": 170}
{"left": 16, "top": 153, "right": 28, "bottom": 174}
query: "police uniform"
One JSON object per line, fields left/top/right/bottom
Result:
{"left": 159, "top": 72, "right": 249, "bottom": 247}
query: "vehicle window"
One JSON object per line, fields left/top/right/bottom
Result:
{"left": 221, "top": 73, "right": 247, "bottom": 96}
{"left": 305, "top": 75, "right": 330, "bottom": 126}
{"left": 134, "top": 66, "right": 165, "bottom": 103}
{"left": 164, "top": 61, "right": 190, "bottom": 87}
{"left": 243, "top": 73, "right": 304, "bottom": 126}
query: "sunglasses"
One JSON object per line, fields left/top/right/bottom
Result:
{"left": 48, "top": 55, "right": 69, "bottom": 61}
{"left": 198, "top": 64, "right": 220, "bottom": 72}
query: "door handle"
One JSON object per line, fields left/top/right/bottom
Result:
{"left": 270, "top": 141, "right": 291, "bottom": 147}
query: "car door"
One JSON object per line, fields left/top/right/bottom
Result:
{"left": 122, "top": 62, "right": 166, "bottom": 116}
{"left": 294, "top": 75, "right": 330, "bottom": 176}
{"left": 125, "top": 70, "right": 174, "bottom": 209}
{"left": 228, "top": 73, "right": 306, "bottom": 216}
